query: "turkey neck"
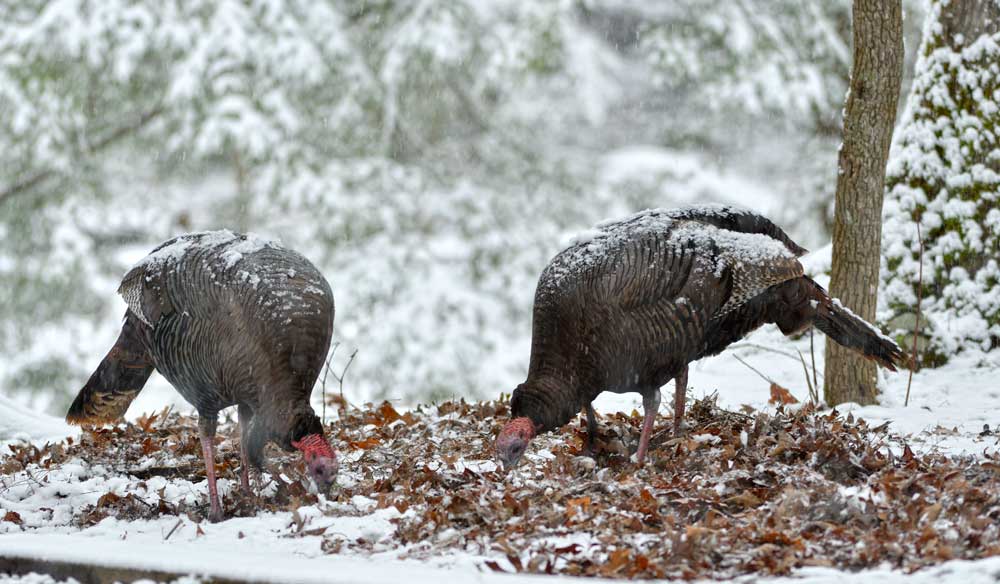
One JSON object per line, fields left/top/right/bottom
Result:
{"left": 511, "top": 374, "right": 582, "bottom": 434}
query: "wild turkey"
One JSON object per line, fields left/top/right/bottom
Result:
{"left": 66, "top": 230, "right": 337, "bottom": 522}
{"left": 496, "top": 205, "right": 905, "bottom": 467}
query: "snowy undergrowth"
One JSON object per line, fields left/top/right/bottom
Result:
{"left": 881, "top": 0, "right": 1000, "bottom": 364}
{"left": 3, "top": 337, "right": 1000, "bottom": 583}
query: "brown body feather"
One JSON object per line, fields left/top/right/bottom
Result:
{"left": 67, "top": 231, "right": 335, "bottom": 467}
{"left": 508, "top": 206, "right": 905, "bottom": 453}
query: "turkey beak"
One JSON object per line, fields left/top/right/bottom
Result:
{"left": 496, "top": 417, "right": 538, "bottom": 471}
{"left": 308, "top": 455, "right": 339, "bottom": 493}
{"left": 496, "top": 435, "right": 528, "bottom": 470}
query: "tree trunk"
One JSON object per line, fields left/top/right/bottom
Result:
{"left": 824, "top": 0, "right": 904, "bottom": 405}
{"left": 940, "top": 0, "right": 1000, "bottom": 43}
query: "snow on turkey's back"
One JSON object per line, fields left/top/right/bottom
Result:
{"left": 131, "top": 230, "right": 282, "bottom": 272}
{"left": 551, "top": 206, "right": 795, "bottom": 283}
{"left": 219, "top": 232, "right": 284, "bottom": 269}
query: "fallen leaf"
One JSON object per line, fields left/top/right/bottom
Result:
{"left": 553, "top": 543, "right": 581, "bottom": 555}
{"left": 565, "top": 496, "right": 591, "bottom": 519}
{"left": 902, "top": 444, "right": 916, "bottom": 463}
{"left": 348, "top": 437, "right": 381, "bottom": 450}
{"left": 137, "top": 411, "right": 159, "bottom": 433}
{"left": 97, "top": 492, "right": 121, "bottom": 508}
{"left": 769, "top": 383, "right": 798, "bottom": 405}
{"left": 606, "top": 549, "right": 631, "bottom": 574}
{"left": 726, "top": 492, "right": 763, "bottom": 508}
{"left": 375, "top": 401, "right": 402, "bottom": 426}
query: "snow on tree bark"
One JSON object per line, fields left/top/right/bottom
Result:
{"left": 882, "top": 0, "right": 1000, "bottom": 366}
{"left": 824, "top": 0, "right": 904, "bottom": 406}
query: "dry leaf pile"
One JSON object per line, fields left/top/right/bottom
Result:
{"left": 0, "top": 409, "right": 319, "bottom": 526}
{"left": 4, "top": 397, "right": 1000, "bottom": 579}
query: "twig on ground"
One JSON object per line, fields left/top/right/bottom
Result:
{"left": 320, "top": 343, "right": 360, "bottom": 422}
{"left": 810, "top": 329, "right": 819, "bottom": 390}
{"left": 905, "top": 221, "right": 924, "bottom": 407}
{"left": 336, "top": 349, "right": 358, "bottom": 410}
{"left": 320, "top": 343, "right": 339, "bottom": 425}
{"left": 798, "top": 350, "right": 819, "bottom": 405}
{"left": 163, "top": 518, "right": 183, "bottom": 541}
{"left": 732, "top": 354, "right": 776, "bottom": 385}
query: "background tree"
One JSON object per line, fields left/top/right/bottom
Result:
{"left": 639, "top": 0, "right": 851, "bottom": 233}
{"left": 824, "top": 0, "right": 904, "bottom": 405}
{"left": 0, "top": 0, "right": 934, "bottom": 412}
{"left": 882, "top": 0, "right": 1000, "bottom": 366}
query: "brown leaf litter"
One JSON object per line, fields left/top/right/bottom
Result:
{"left": 3, "top": 397, "right": 1000, "bottom": 579}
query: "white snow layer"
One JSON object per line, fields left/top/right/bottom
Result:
{"left": 0, "top": 394, "right": 77, "bottom": 443}
{"left": 3, "top": 328, "right": 999, "bottom": 583}
{"left": 548, "top": 204, "right": 795, "bottom": 285}
{"left": 134, "top": 230, "right": 281, "bottom": 273}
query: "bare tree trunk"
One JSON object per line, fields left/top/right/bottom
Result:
{"left": 824, "top": 0, "right": 904, "bottom": 405}
{"left": 940, "top": 0, "right": 1000, "bottom": 42}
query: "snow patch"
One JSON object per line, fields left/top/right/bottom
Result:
{"left": 133, "top": 231, "right": 281, "bottom": 273}
{"left": 546, "top": 205, "right": 796, "bottom": 287}
{"left": 0, "top": 394, "right": 77, "bottom": 443}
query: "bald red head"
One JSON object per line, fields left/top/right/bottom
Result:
{"left": 292, "top": 433, "right": 338, "bottom": 491}
{"left": 496, "top": 417, "right": 538, "bottom": 468}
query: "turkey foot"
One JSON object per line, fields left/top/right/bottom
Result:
{"left": 582, "top": 403, "right": 599, "bottom": 457}
{"left": 237, "top": 404, "right": 255, "bottom": 497}
{"left": 239, "top": 451, "right": 253, "bottom": 496}
{"left": 198, "top": 417, "right": 225, "bottom": 523}
{"left": 673, "top": 366, "right": 688, "bottom": 435}
{"left": 635, "top": 389, "right": 661, "bottom": 465}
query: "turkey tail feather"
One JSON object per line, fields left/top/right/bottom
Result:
{"left": 807, "top": 279, "right": 906, "bottom": 371}
{"left": 670, "top": 205, "right": 809, "bottom": 256}
{"left": 66, "top": 315, "right": 154, "bottom": 425}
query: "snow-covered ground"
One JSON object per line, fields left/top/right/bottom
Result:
{"left": 0, "top": 398, "right": 76, "bottom": 445}
{"left": 2, "top": 317, "right": 998, "bottom": 583}
{"left": 4, "top": 533, "right": 1000, "bottom": 584}
{"left": 598, "top": 331, "right": 1000, "bottom": 458}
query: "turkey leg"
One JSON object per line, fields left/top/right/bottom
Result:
{"left": 238, "top": 448, "right": 252, "bottom": 495}
{"left": 635, "top": 389, "right": 661, "bottom": 465}
{"left": 198, "top": 415, "right": 224, "bottom": 523}
{"left": 673, "top": 365, "right": 688, "bottom": 434}
{"left": 584, "top": 403, "right": 598, "bottom": 455}
{"left": 237, "top": 404, "right": 253, "bottom": 495}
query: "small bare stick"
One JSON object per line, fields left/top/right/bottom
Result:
{"left": 905, "top": 222, "right": 924, "bottom": 407}
{"left": 809, "top": 329, "right": 818, "bottom": 391}
{"left": 164, "top": 518, "right": 183, "bottom": 541}
{"left": 334, "top": 349, "right": 359, "bottom": 410}
{"left": 728, "top": 343, "right": 799, "bottom": 360}
{"left": 319, "top": 344, "right": 359, "bottom": 415}
{"left": 320, "top": 343, "right": 341, "bottom": 425}
{"left": 732, "top": 354, "right": 776, "bottom": 385}
{"left": 798, "top": 350, "right": 818, "bottom": 405}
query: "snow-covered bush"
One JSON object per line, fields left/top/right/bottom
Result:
{"left": 882, "top": 0, "right": 1000, "bottom": 365}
